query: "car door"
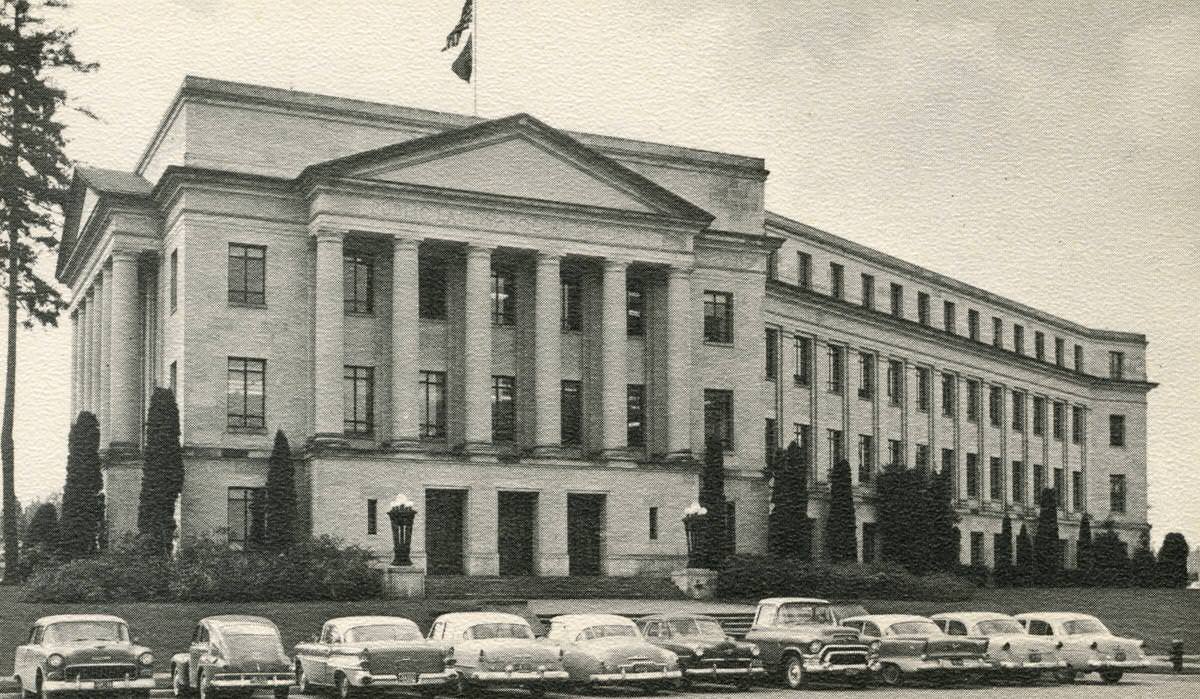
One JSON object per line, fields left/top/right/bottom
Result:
{"left": 189, "top": 624, "right": 210, "bottom": 685}
{"left": 15, "top": 625, "right": 40, "bottom": 691}
{"left": 312, "top": 624, "right": 338, "bottom": 685}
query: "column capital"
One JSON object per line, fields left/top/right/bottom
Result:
{"left": 465, "top": 242, "right": 496, "bottom": 257}
{"left": 602, "top": 257, "right": 631, "bottom": 272}
{"left": 110, "top": 248, "right": 141, "bottom": 264}
{"left": 391, "top": 234, "right": 421, "bottom": 250}
{"left": 314, "top": 227, "right": 346, "bottom": 243}
{"left": 536, "top": 249, "right": 563, "bottom": 264}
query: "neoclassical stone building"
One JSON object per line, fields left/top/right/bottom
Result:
{"left": 58, "top": 77, "right": 1153, "bottom": 576}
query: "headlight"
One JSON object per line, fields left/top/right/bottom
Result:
{"left": 751, "top": 645, "right": 761, "bottom": 656}
{"left": 1056, "top": 641, "right": 1063, "bottom": 649}
{"left": 47, "top": 654, "right": 65, "bottom": 669}
{"left": 1002, "top": 642, "right": 1011, "bottom": 651}
{"left": 693, "top": 646, "right": 705, "bottom": 657}
{"left": 808, "top": 640, "right": 822, "bottom": 654}
{"left": 358, "top": 650, "right": 370, "bottom": 667}
{"left": 869, "top": 640, "right": 881, "bottom": 652}
{"left": 139, "top": 652, "right": 155, "bottom": 666}
{"left": 1090, "top": 642, "right": 1099, "bottom": 651}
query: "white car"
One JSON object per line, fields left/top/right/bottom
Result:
{"left": 1013, "top": 612, "right": 1149, "bottom": 684}
{"left": 426, "top": 612, "right": 569, "bottom": 696}
{"left": 931, "top": 612, "right": 1066, "bottom": 682}
{"left": 545, "top": 614, "right": 681, "bottom": 689}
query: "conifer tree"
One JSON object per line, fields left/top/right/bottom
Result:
{"left": 768, "top": 440, "right": 809, "bottom": 560}
{"left": 1155, "top": 533, "right": 1190, "bottom": 588}
{"left": 59, "top": 411, "right": 102, "bottom": 558}
{"left": 22, "top": 501, "right": 56, "bottom": 549}
{"left": 263, "top": 431, "right": 296, "bottom": 552}
{"left": 1033, "top": 488, "right": 1061, "bottom": 586}
{"left": 1076, "top": 513, "right": 1093, "bottom": 581}
{"left": 994, "top": 514, "right": 1015, "bottom": 586}
{"left": 927, "top": 467, "right": 960, "bottom": 572}
{"left": 875, "top": 462, "right": 918, "bottom": 571}
{"left": 1015, "top": 522, "right": 1034, "bottom": 586}
{"left": 1091, "top": 519, "right": 1130, "bottom": 586}
{"left": 699, "top": 434, "right": 727, "bottom": 568}
{"left": 825, "top": 459, "right": 857, "bottom": 562}
{"left": 1130, "top": 530, "right": 1156, "bottom": 587}
{"left": 136, "top": 388, "right": 184, "bottom": 556}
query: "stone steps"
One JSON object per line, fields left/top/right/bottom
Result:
{"left": 425, "top": 575, "right": 686, "bottom": 600}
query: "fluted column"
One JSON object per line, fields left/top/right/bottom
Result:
{"left": 70, "top": 308, "right": 80, "bottom": 417}
{"left": 313, "top": 229, "right": 345, "bottom": 441}
{"left": 533, "top": 251, "right": 562, "bottom": 454}
{"left": 463, "top": 244, "right": 493, "bottom": 451}
{"left": 389, "top": 236, "right": 420, "bottom": 447}
{"left": 98, "top": 268, "right": 111, "bottom": 445}
{"left": 108, "top": 250, "right": 142, "bottom": 448}
{"left": 665, "top": 266, "right": 693, "bottom": 458}
{"left": 600, "top": 258, "right": 629, "bottom": 457}
{"left": 82, "top": 290, "right": 94, "bottom": 414}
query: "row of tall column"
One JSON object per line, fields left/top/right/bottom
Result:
{"left": 311, "top": 229, "right": 694, "bottom": 456}
{"left": 70, "top": 250, "right": 142, "bottom": 450}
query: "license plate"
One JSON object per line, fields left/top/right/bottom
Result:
{"left": 951, "top": 658, "right": 964, "bottom": 666}
{"left": 396, "top": 673, "right": 417, "bottom": 685}
{"left": 1114, "top": 652, "right": 1126, "bottom": 661}
{"left": 95, "top": 680, "right": 114, "bottom": 689}
{"left": 1029, "top": 654, "right": 1041, "bottom": 663}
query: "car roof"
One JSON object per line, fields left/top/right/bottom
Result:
{"left": 758, "top": 597, "right": 831, "bottom": 605}
{"left": 549, "top": 614, "right": 636, "bottom": 628}
{"left": 327, "top": 616, "right": 419, "bottom": 631}
{"left": 930, "top": 612, "right": 1018, "bottom": 623}
{"left": 203, "top": 615, "right": 278, "bottom": 627}
{"left": 636, "top": 612, "right": 721, "bottom": 623}
{"left": 35, "top": 614, "right": 128, "bottom": 626}
{"left": 844, "top": 614, "right": 933, "bottom": 627}
{"left": 1013, "top": 612, "right": 1100, "bottom": 622}
{"left": 434, "top": 612, "right": 529, "bottom": 625}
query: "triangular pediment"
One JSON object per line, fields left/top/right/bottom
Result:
{"left": 302, "top": 114, "right": 713, "bottom": 222}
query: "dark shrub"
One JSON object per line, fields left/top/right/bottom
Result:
{"left": 713, "top": 554, "right": 974, "bottom": 602}
{"left": 23, "top": 539, "right": 172, "bottom": 602}
{"left": 954, "top": 564, "right": 991, "bottom": 587}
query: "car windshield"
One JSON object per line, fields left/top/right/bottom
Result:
{"left": 977, "top": 620, "right": 1025, "bottom": 636}
{"left": 831, "top": 604, "right": 869, "bottom": 620}
{"left": 346, "top": 625, "right": 422, "bottom": 643}
{"left": 667, "top": 619, "right": 726, "bottom": 638}
{"left": 45, "top": 621, "right": 129, "bottom": 644}
{"left": 889, "top": 621, "right": 941, "bottom": 636}
{"left": 468, "top": 623, "right": 534, "bottom": 640}
{"left": 579, "top": 625, "right": 638, "bottom": 641}
{"left": 1063, "top": 619, "right": 1109, "bottom": 635}
{"left": 776, "top": 604, "right": 834, "bottom": 626}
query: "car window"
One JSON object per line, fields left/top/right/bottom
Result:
{"left": 776, "top": 603, "right": 834, "bottom": 626}
{"left": 753, "top": 605, "right": 776, "bottom": 627}
{"left": 642, "top": 622, "right": 660, "bottom": 639}
{"left": 428, "top": 622, "right": 444, "bottom": 640}
{"left": 946, "top": 621, "right": 968, "bottom": 636}
{"left": 467, "top": 623, "right": 534, "bottom": 640}
{"left": 28, "top": 626, "right": 41, "bottom": 644}
{"left": 863, "top": 622, "right": 882, "bottom": 638}
{"left": 1026, "top": 620, "right": 1054, "bottom": 636}
{"left": 45, "top": 621, "right": 129, "bottom": 644}
{"left": 347, "top": 624, "right": 422, "bottom": 643}
{"left": 320, "top": 624, "right": 335, "bottom": 644}
{"left": 578, "top": 625, "right": 638, "bottom": 641}
{"left": 1063, "top": 619, "right": 1109, "bottom": 636}
{"left": 891, "top": 621, "right": 941, "bottom": 636}
{"left": 667, "top": 619, "right": 725, "bottom": 639}
{"left": 977, "top": 620, "right": 1025, "bottom": 636}
{"left": 842, "top": 621, "right": 861, "bottom": 632}
{"left": 196, "top": 626, "right": 209, "bottom": 644}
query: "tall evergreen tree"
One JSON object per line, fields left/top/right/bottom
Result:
{"left": 698, "top": 434, "right": 727, "bottom": 568}
{"left": 22, "top": 501, "right": 56, "bottom": 548}
{"left": 768, "top": 440, "right": 811, "bottom": 560}
{"left": 927, "top": 468, "right": 960, "bottom": 573}
{"left": 263, "top": 431, "right": 296, "bottom": 552}
{"left": 1091, "top": 520, "right": 1130, "bottom": 586}
{"left": 1015, "top": 522, "right": 1034, "bottom": 587}
{"left": 1130, "top": 530, "right": 1156, "bottom": 587}
{"left": 136, "top": 388, "right": 184, "bottom": 556}
{"left": 1155, "top": 532, "right": 1190, "bottom": 588}
{"left": 994, "top": 514, "right": 1015, "bottom": 586}
{"left": 0, "top": 0, "right": 97, "bottom": 583}
{"left": 59, "top": 411, "right": 102, "bottom": 558}
{"left": 1076, "top": 513, "right": 1093, "bottom": 578}
{"left": 825, "top": 458, "right": 857, "bottom": 562}
{"left": 1032, "top": 488, "right": 1061, "bottom": 586}
{"left": 875, "top": 462, "right": 919, "bottom": 571}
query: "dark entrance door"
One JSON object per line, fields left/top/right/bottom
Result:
{"left": 424, "top": 489, "right": 466, "bottom": 575}
{"left": 498, "top": 491, "right": 538, "bottom": 576}
{"left": 567, "top": 493, "right": 606, "bottom": 576}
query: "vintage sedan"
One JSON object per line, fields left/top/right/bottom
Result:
{"left": 1014, "top": 612, "right": 1149, "bottom": 684}
{"left": 426, "top": 612, "right": 568, "bottom": 696}
{"left": 931, "top": 612, "right": 1066, "bottom": 682}
{"left": 841, "top": 614, "right": 990, "bottom": 687}
{"left": 13, "top": 614, "right": 156, "bottom": 698}
{"left": 171, "top": 615, "right": 294, "bottom": 699}
{"left": 545, "top": 614, "right": 680, "bottom": 690}
{"left": 743, "top": 598, "right": 878, "bottom": 689}
{"left": 635, "top": 613, "right": 764, "bottom": 688}
{"left": 293, "top": 616, "right": 455, "bottom": 697}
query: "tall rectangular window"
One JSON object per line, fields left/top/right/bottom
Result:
{"left": 858, "top": 434, "right": 874, "bottom": 484}
{"left": 1109, "top": 414, "right": 1125, "bottom": 447}
{"left": 829, "top": 262, "right": 844, "bottom": 299}
{"left": 968, "top": 309, "right": 980, "bottom": 341}
{"left": 627, "top": 384, "right": 646, "bottom": 448}
{"left": 169, "top": 249, "right": 178, "bottom": 313}
{"left": 491, "top": 269, "right": 514, "bottom": 325}
{"left": 793, "top": 335, "right": 812, "bottom": 385}
{"left": 1012, "top": 390, "right": 1025, "bottom": 430}
{"left": 1072, "top": 406, "right": 1085, "bottom": 444}
{"left": 828, "top": 429, "right": 845, "bottom": 471}
{"left": 703, "top": 291, "right": 733, "bottom": 343}
{"left": 941, "top": 372, "right": 956, "bottom": 417}
{"left": 1033, "top": 464, "right": 1046, "bottom": 498}
{"left": 941, "top": 448, "right": 955, "bottom": 475}
{"left": 1055, "top": 337, "right": 1065, "bottom": 366}
{"left": 862, "top": 523, "right": 879, "bottom": 564}
{"left": 561, "top": 380, "right": 582, "bottom": 446}
{"left": 626, "top": 279, "right": 645, "bottom": 336}
{"left": 1035, "top": 331, "right": 1046, "bottom": 361}
{"left": 797, "top": 251, "right": 812, "bottom": 289}
{"left": 887, "top": 359, "right": 903, "bottom": 406}
{"left": 1053, "top": 401, "right": 1065, "bottom": 440}
{"left": 343, "top": 365, "right": 374, "bottom": 435}
{"left": 765, "top": 418, "right": 778, "bottom": 467}
{"left": 915, "top": 367, "right": 930, "bottom": 412}
{"left": 766, "top": 250, "right": 778, "bottom": 280}
{"left": 1075, "top": 344, "right": 1085, "bottom": 372}
{"left": 992, "top": 316, "right": 1003, "bottom": 348}
{"left": 227, "top": 357, "right": 265, "bottom": 429}
{"left": 890, "top": 282, "right": 904, "bottom": 318}
{"left": 827, "top": 344, "right": 845, "bottom": 394}
{"left": 966, "top": 453, "right": 979, "bottom": 498}
{"left": 970, "top": 532, "right": 985, "bottom": 567}
{"left": 343, "top": 251, "right": 374, "bottom": 314}
{"left": 989, "top": 385, "right": 1003, "bottom": 427}
{"left": 1109, "top": 351, "right": 1125, "bottom": 379}
{"left": 943, "top": 300, "right": 956, "bottom": 334}
{"left": 888, "top": 439, "right": 903, "bottom": 467}
{"left": 228, "top": 243, "right": 266, "bottom": 305}
{"left": 1072, "top": 471, "right": 1084, "bottom": 510}
{"left": 366, "top": 499, "right": 378, "bottom": 535}
{"left": 794, "top": 423, "right": 813, "bottom": 478}
{"left": 648, "top": 507, "right": 659, "bottom": 540}
{"left": 419, "top": 259, "right": 447, "bottom": 320}
{"left": 917, "top": 292, "right": 930, "bottom": 325}
{"left": 169, "top": 361, "right": 178, "bottom": 395}
{"left": 704, "top": 389, "right": 734, "bottom": 448}
{"left": 861, "top": 273, "right": 875, "bottom": 310}
{"left": 915, "top": 443, "right": 930, "bottom": 472}
{"left": 1110, "top": 474, "right": 1126, "bottom": 513}
{"left": 419, "top": 371, "right": 447, "bottom": 438}
{"left": 1012, "top": 461, "right": 1025, "bottom": 504}
{"left": 989, "top": 457, "right": 1003, "bottom": 501}
{"left": 858, "top": 351, "right": 874, "bottom": 399}
{"left": 491, "top": 375, "right": 515, "bottom": 442}
{"left": 966, "top": 379, "right": 980, "bottom": 422}
{"left": 1033, "top": 396, "right": 1046, "bottom": 436}
{"left": 560, "top": 274, "right": 582, "bottom": 331}
{"left": 1014, "top": 324, "right": 1025, "bottom": 354}
{"left": 227, "top": 486, "right": 266, "bottom": 550}
{"left": 1054, "top": 468, "right": 1065, "bottom": 508}
{"left": 765, "top": 328, "right": 779, "bottom": 380}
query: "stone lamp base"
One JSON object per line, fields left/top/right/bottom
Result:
{"left": 671, "top": 568, "right": 718, "bottom": 600}
{"left": 382, "top": 565, "right": 426, "bottom": 599}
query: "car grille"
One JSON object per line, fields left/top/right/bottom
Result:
{"left": 696, "top": 658, "right": 752, "bottom": 670}
{"left": 821, "top": 647, "right": 868, "bottom": 666}
{"left": 624, "top": 662, "right": 666, "bottom": 673}
{"left": 65, "top": 664, "right": 139, "bottom": 681}
{"left": 1029, "top": 652, "right": 1042, "bottom": 663}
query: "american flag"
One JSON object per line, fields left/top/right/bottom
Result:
{"left": 443, "top": 0, "right": 473, "bottom": 51}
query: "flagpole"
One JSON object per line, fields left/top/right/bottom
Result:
{"left": 472, "top": 0, "right": 478, "bottom": 116}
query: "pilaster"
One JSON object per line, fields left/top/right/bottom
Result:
{"left": 108, "top": 250, "right": 142, "bottom": 450}
{"left": 532, "top": 251, "right": 562, "bottom": 455}
{"left": 389, "top": 236, "right": 421, "bottom": 448}
{"left": 664, "top": 266, "right": 693, "bottom": 459}
{"left": 462, "top": 244, "right": 494, "bottom": 452}
{"left": 600, "top": 258, "right": 629, "bottom": 459}
{"left": 313, "top": 228, "right": 346, "bottom": 443}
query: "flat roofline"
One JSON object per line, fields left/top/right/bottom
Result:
{"left": 765, "top": 211, "right": 1147, "bottom": 345}
{"left": 135, "top": 75, "right": 767, "bottom": 179}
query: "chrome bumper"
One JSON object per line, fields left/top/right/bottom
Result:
{"left": 903, "top": 658, "right": 992, "bottom": 672}
{"left": 44, "top": 677, "right": 156, "bottom": 692}
{"left": 589, "top": 669, "right": 682, "bottom": 683}
{"left": 995, "top": 659, "right": 1069, "bottom": 671}
{"left": 209, "top": 675, "right": 294, "bottom": 688}
{"left": 1085, "top": 659, "right": 1149, "bottom": 671}
{"left": 349, "top": 669, "right": 457, "bottom": 687}
{"left": 470, "top": 669, "right": 570, "bottom": 683}
{"left": 684, "top": 665, "right": 767, "bottom": 677}
{"left": 802, "top": 659, "right": 879, "bottom": 675}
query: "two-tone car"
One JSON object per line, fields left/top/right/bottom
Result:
{"left": 841, "top": 614, "right": 990, "bottom": 687}
{"left": 931, "top": 612, "right": 1066, "bottom": 683}
{"left": 292, "top": 616, "right": 455, "bottom": 698}
{"left": 14, "top": 614, "right": 156, "bottom": 699}
{"left": 743, "top": 597, "right": 878, "bottom": 689}
{"left": 171, "top": 615, "right": 294, "bottom": 699}
{"left": 1014, "top": 612, "right": 1149, "bottom": 684}
{"left": 636, "top": 613, "right": 764, "bottom": 689}
{"left": 545, "top": 614, "right": 680, "bottom": 691}
{"left": 426, "top": 612, "right": 568, "bottom": 696}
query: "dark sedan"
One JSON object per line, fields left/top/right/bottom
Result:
{"left": 636, "top": 613, "right": 765, "bottom": 688}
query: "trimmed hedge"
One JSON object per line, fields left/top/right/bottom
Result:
{"left": 713, "top": 555, "right": 975, "bottom": 602}
{"left": 23, "top": 535, "right": 381, "bottom": 603}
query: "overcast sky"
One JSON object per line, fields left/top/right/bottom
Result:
{"left": 3, "top": 0, "right": 1196, "bottom": 546}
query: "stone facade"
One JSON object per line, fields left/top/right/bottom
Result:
{"left": 57, "top": 77, "right": 1153, "bottom": 575}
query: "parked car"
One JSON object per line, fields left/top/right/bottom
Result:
{"left": 841, "top": 614, "right": 990, "bottom": 687}
{"left": 634, "top": 613, "right": 764, "bottom": 689}
{"left": 171, "top": 615, "right": 294, "bottom": 699}
{"left": 426, "top": 612, "right": 568, "bottom": 696}
{"left": 1013, "top": 612, "right": 1149, "bottom": 684}
{"left": 930, "top": 612, "right": 1066, "bottom": 682}
{"left": 292, "top": 616, "right": 456, "bottom": 697}
{"left": 13, "top": 614, "right": 156, "bottom": 699}
{"left": 743, "top": 597, "right": 878, "bottom": 689}
{"left": 545, "top": 614, "right": 680, "bottom": 690}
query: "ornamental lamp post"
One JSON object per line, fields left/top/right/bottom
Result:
{"left": 387, "top": 494, "right": 418, "bottom": 567}
{"left": 682, "top": 502, "right": 708, "bottom": 569}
